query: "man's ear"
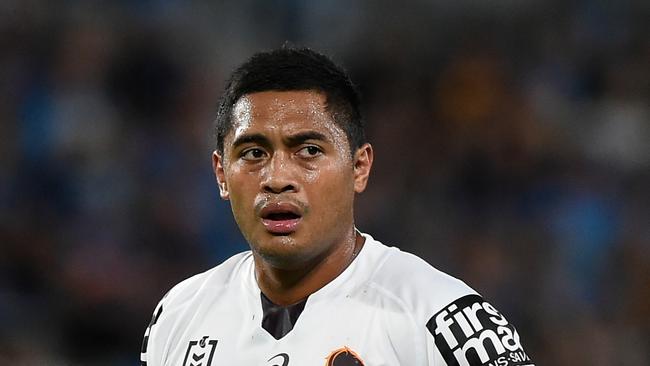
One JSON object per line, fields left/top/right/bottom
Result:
{"left": 353, "top": 143, "right": 373, "bottom": 193}
{"left": 212, "top": 151, "right": 229, "bottom": 200}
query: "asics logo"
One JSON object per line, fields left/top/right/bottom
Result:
{"left": 267, "top": 352, "right": 289, "bottom": 366}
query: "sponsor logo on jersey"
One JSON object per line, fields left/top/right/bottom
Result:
{"left": 325, "top": 346, "right": 365, "bottom": 366}
{"left": 267, "top": 352, "right": 290, "bottom": 366}
{"left": 182, "top": 336, "right": 218, "bottom": 366}
{"left": 426, "top": 295, "right": 533, "bottom": 366}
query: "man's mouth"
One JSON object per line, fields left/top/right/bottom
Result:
{"left": 259, "top": 203, "right": 303, "bottom": 235}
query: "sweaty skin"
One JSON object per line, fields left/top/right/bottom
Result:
{"left": 213, "top": 90, "right": 373, "bottom": 306}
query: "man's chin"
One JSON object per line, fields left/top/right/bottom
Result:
{"left": 252, "top": 238, "right": 315, "bottom": 270}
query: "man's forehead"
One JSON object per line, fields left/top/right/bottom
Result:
{"left": 233, "top": 90, "right": 328, "bottom": 119}
{"left": 229, "top": 91, "right": 343, "bottom": 138}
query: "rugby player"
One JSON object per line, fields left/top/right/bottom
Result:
{"left": 141, "top": 47, "right": 534, "bottom": 366}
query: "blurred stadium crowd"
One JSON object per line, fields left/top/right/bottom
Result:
{"left": 1, "top": 1, "right": 648, "bottom": 365}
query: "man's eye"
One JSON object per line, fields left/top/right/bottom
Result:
{"left": 297, "top": 145, "right": 323, "bottom": 158}
{"left": 241, "top": 148, "right": 266, "bottom": 160}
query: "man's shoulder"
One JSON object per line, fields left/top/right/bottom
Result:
{"left": 362, "top": 234, "right": 476, "bottom": 320}
{"left": 156, "top": 251, "right": 252, "bottom": 314}
{"left": 362, "top": 235, "right": 535, "bottom": 365}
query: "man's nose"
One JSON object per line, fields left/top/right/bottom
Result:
{"left": 261, "top": 152, "right": 297, "bottom": 194}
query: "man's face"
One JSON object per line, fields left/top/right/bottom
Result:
{"left": 213, "top": 90, "right": 372, "bottom": 269}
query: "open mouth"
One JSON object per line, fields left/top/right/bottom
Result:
{"left": 265, "top": 212, "right": 301, "bottom": 221}
{"left": 260, "top": 204, "right": 303, "bottom": 235}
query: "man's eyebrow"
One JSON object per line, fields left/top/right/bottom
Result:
{"left": 231, "top": 133, "right": 270, "bottom": 149}
{"left": 284, "top": 131, "right": 330, "bottom": 146}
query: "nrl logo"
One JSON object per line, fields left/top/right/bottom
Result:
{"left": 182, "top": 336, "right": 218, "bottom": 366}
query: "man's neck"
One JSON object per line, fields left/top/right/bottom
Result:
{"left": 253, "top": 230, "right": 365, "bottom": 306}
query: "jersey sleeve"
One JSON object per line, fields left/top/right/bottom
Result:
{"left": 424, "top": 294, "right": 534, "bottom": 366}
{"left": 140, "top": 298, "right": 165, "bottom": 366}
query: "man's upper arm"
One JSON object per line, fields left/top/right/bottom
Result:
{"left": 424, "top": 294, "right": 534, "bottom": 366}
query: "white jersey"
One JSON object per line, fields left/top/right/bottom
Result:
{"left": 141, "top": 233, "right": 534, "bottom": 366}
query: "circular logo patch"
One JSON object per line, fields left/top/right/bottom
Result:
{"left": 325, "top": 347, "right": 365, "bottom": 366}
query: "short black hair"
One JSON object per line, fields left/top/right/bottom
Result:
{"left": 214, "top": 47, "right": 365, "bottom": 155}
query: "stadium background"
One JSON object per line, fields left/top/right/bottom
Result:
{"left": 1, "top": 1, "right": 648, "bottom": 364}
